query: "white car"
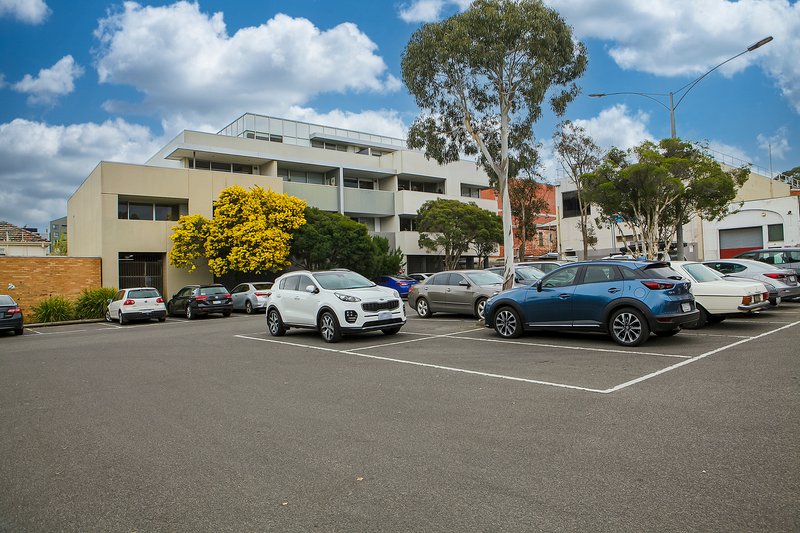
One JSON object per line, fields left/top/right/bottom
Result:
{"left": 265, "top": 269, "right": 406, "bottom": 343}
{"left": 106, "top": 287, "right": 167, "bottom": 324}
{"left": 669, "top": 261, "right": 770, "bottom": 327}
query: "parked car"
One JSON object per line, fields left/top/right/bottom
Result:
{"left": 408, "top": 270, "right": 504, "bottom": 320}
{"left": 0, "top": 294, "right": 24, "bottom": 335}
{"left": 483, "top": 260, "right": 699, "bottom": 347}
{"left": 167, "top": 284, "right": 233, "bottom": 319}
{"left": 230, "top": 282, "right": 273, "bottom": 314}
{"left": 516, "top": 260, "right": 571, "bottom": 274}
{"left": 407, "top": 273, "right": 432, "bottom": 282}
{"left": 485, "top": 266, "right": 546, "bottom": 285}
{"left": 106, "top": 287, "right": 167, "bottom": 324}
{"left": 703, "top": 258, "right": 800, "bottom": 304}
{"left": 669, "top": 261, "right": 770, "bottom": 327}
{"left": 375, "top": 275, "right": 419, "bottom": 298}
{"left": 266, "top": 269, "right": 406, "bottom": 343}
{"left": 734, "top": 247, "right": 800, "bottom": 273}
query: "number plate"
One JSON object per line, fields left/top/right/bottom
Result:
{"left": 790, "top": 275, "right": 797, "bottom": 283}
{"left": 681, "top": 302, "right": 691, "bottom": 313}
{"left": 378, "top": 311, "right": 392, "bottom": 321}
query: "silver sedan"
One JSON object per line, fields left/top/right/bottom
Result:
{"left": 230, "top": 282, "right": 274, "bottom": 314}
{"left": 703, "top": 258, "right": 800, "bottom": 305}
{"left": 407, "top": 270, "right": 503, "bottom": 319}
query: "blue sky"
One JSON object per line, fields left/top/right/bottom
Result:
{"left": 1, "top": 0, "right": 798, "bottom": 233}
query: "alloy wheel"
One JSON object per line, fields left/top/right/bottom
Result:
{"left": 612, "top": 312, "right": 642, "bottom": 344}
{"left": 495, "top": 309, "right": 518, "bottom": 338}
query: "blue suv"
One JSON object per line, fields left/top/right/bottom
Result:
{"left": 483, "top": 260, "right": 699, "bottom": 346}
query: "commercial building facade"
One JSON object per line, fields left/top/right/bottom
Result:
{"left": 68, "top": 113, "right": 496, "bottom": 296}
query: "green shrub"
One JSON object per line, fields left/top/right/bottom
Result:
{"left": 32, "top": 295, "right": 75, "bottom": 323}
{"left": 74, "top": 287, "right": 118, "bottom": 319}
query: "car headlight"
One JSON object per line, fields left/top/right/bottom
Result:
{"left": 335, "top": 292, "right": 361, "bottom": 302}
{"left": 393, "top": 290, "right": 401, "bottom": 299}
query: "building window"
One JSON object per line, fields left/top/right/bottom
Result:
{"left": 538, "top": 231, "right": 544, "bottom": 246}
{"left": 460, "top": 185, "right": 481, "bottom": 198}
{"left": 119, "top": 200, "right": 187, "bottom": 221}
{"left": 767, "top": 223, "right": 784, "bottom": 242}
{"left": 400, "top": 217, "right": 419, "bottom": 231}
{"left": 128, "top": 202, "right": 153, "bottom": 220}
{"left": 562, "top": 191, "right": 587, "bottom": 219}
{"left": 399, "top": 179, "right": 443, "bottom": 193}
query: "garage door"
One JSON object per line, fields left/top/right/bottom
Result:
{"left": 719, "top": 227, "right": 763, "bottom": 258}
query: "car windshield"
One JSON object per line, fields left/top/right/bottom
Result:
{"left": 128, "top": 289, "right": 160, "bottom": 299}
{"left": 516, "top": 267, "right": 544, "bottom": 280}
{"left": 683, "top": 263, "right": 722, "bottom": 283}
{"left": 0, "top": 295, "right": 15, "bottom": 305}
{"left": 314, "top": 271, "right": 375, "bottom": 290}
{"left": 253, "top": 283, "right": 272, "bottom": 290}
{"left": 642, "top": 264, "right": 684, "bottom": 280}
{"left": 465, "top": 271, "right": 503, "bottom": 285}
{"left": 199, "top": 286, "right": 228, "bottom": 295}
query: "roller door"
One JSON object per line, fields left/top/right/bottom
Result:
{"left": 719, "top": 227, "right": 762, "bottom": 258}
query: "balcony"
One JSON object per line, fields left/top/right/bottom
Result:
{"left": 343, "top": 188, "right": 394, "bottom": 216}
{"left": 395, "top": 190, "right": 497, "bottom": 216}
{"left": 282, "top": 182, "right": 338, "bottom": 211}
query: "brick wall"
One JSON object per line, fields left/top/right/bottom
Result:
{"left": 0, "top": 257, "right": 102, "bottom": 322}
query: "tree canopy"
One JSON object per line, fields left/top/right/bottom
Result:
{"left": 169, "top": 186, "right": 306, "bottom": 276}
{"left": 416, "top": 198, "right": 502, "bottom": 270}
{"left": 291, "top": 207, "right": 404, "bottom": 279}
{"left": 508, "top": 178, "right": 550, "bottom": 261}
{"left": 586, "top": 139, "right": 749, "bottom": 259}
{"left": 401, "top": 0, "right": 587, "bottom": 287}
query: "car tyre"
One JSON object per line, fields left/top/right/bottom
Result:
{"left": 118, "top": 310, "right": 126, "bottom": 325}
{"left": 267, "top": 308, "right": 286, "bottom": 337}
{"left": 105, "top": 309, "right": 113, "bottom": 322}
{"left": 707, "top": 314, "right": 725, "bottom": 324}
{"left": 222, "top": 310, "right": 232, "bottom": 317}
{"left": 609, "top": 307, "right": 649, "bottom": 347}
{"left": 494, "top": 306, "right": 522, "bottom": 339}
{"left": 158, "top": 317, "right": 166, "bottom": 322}
{"left": 686, "top": 305, "right": 708, "bottom": 329}
{"left": 382, "top": 326, "right": 402, "bottom": 336}
{"left": 415, "top": 298, "right": 432, "bottom": 318}
{"left": 319, "top": 310, "right": 342, "bottom": 343}
{"left": 245, "top": 300, "right": 254, "bottom": 314}
{"left": 14, "top": 326, "right": 23, "bottom": 336}
{"left": 186, "top": 305, "right": 194, "bottom": 320}
{"left": 474, "top": 297, "right": 488, "bottom": 320}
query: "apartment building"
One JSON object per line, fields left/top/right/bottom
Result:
{"left": 68, "top": 113, "right": 496, "bottom": 296}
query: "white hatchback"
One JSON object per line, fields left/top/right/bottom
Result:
{"left": 265, "top": 269, "right": 406, "bottom": 343}
{"left": 106, "top": 287, "right": 167, "bottom": 324}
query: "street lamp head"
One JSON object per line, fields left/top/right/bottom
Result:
{"left": 747, "top": 36, "right": 773, "bottom": 52}
{"left": 588, "top": 93, "right": 605, "bottom": 98}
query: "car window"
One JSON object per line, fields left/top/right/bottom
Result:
{"left": 788, "top": 251, "right": 800, "bottom": 262}
{"left": 758, "top": 251, "right": 779, "bottom": 264}
{"left": 542, "top": 266, "right": 579, "bottom": 288}
{"left": 448, "top": 273, "right": 466, "bottom": 286}
{"left": 738, "top": 252, "right": 757, "bottom": 259}
{"left": 516, "top": 267, "right": 544, "bottom": 280}
{"left": 114, "top": 290, "right": 125, "bottom": 301}
{"left": 199, "top": 286, "right": 228, "bottom": 295}
{"left": 253, "top": 282, "right": 272, "bottom": 290}
{"left": 282, "top": 276, "right": 300, "bottom": 291}
{"left": 427, "top": 273, "right": 450, "bottom": 285}
{"left": 0, "top": 295, "right": 15, "bottom": 305}
{"left": 641, "top": 265, "right": 683, "bottom": 279}
{"left": 231, "top": 284, "right": 245, "bottom": 293}
{"left": 313, "top": 271, "right": 374, "bottom": 290}
{"left": 128, "top": 288, "right": 160, "bottom": 299}
{"left": 177, "top": 287, "right": 193, "bottom": 297}
{"left": 465, "top": 271, "right": 503, "bottom": 285}
{"left": 683, "top": 263, "right": 721, "bottom": 283}
{"left": 619, "top": 266, "right": 639, "bottom": 280}
{"left": 296, "top": 275, "right": 315, "bottom": 291}
{"left": 582, "top": 265, "right": 622, "bottom": 284}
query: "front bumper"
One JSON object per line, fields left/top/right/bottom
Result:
{"left": 335, "top": 298, "right": 406, "bottom": 332}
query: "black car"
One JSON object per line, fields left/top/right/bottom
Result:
{"left": 167, "top": 284, "right": 233, "bottom": 319}
{"left": 0, "top": 294, "right": 24, "bottom": 335}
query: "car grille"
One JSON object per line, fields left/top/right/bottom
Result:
{"left": 362, "top": 300, "right": 400, "bottom": 312}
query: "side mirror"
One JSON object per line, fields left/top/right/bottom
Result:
{"left": 459, "top": 280, "right": 470, "bottom": 288}
{"left": 305, "top": 285, "right": 318, "bottom": 294}
{"left": 536, "top": 280, "right": 543, "bottom": 292}
{"left": 106, "top": 298, "right": 112, "bottom": 303}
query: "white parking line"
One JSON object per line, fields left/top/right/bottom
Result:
{"left": 604, "top": 319, "right": 800, "bottom": 393}
{"left": 234, "top": 334, "right": 607, "bottom": 393}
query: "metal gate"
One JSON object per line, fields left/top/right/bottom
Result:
{"left": 118, "top": 253, "right": 164, "bottom": 295}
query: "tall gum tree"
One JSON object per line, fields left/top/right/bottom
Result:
{"left": 401, "top": 0, "right": 587, "bottom": 289}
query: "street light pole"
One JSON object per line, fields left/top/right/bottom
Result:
{"left": 589, "top": 36, "right": 772, "bottom": 259}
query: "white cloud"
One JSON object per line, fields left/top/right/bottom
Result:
{"left": 0, "top": 0, "right": 50, "bottom": 24}
{"left": 0, "top": 118, "right": 161, "bottom": 229}
{"left": 548, "top": 0, "right": 800, "bottom": 113}
{"left": 757, "top": 127, "right": 791, "bottom": 160}
{"left": 398, "top": 0, "right": 472, "bottom": 23}
{"left": 93, "top": 2, "right": 400, "bottom": 135}
{"left": 572, "top": 104, "right": 654, "bottom": 152}
{"left": 12, "top": 55, "right": 84, "bottom": 105}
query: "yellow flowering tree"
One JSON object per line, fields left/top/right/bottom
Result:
{"left": 169, "top": 186, "right": 306, "bottom": 276}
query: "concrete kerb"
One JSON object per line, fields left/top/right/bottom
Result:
{"left": 25, "top": 318, "right": 107, "bottom": 328}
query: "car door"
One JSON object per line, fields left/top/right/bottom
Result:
{"left": 445, "top": 273, "right": 473, "bottom": 314}
{"left": 418, "top": 273, "right": 450, "bottom": 312}
{"left": 230, "top": 284, "right": 247, "bottom": 310}
{"left": 292, "top": 274, "right": 319, "bottom": 326}
{"left": 569, "top": 264, "right": 624, "bottom": 328}
{"left": 171, "top": 287, "right": 193, "bottom": 314}
{"left": 277, "top": 275, "right": 301, "bottom": 323}
{"left": 522, "top": 265, "right": 581, "bottom": 326}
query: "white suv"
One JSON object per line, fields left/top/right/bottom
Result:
{"left": 266, "top": 269, "right": 406, "bottom": 343}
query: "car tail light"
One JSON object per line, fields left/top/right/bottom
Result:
{"left": 255, "top": 292, "right": 270, "bottom": 297}
{"left": 8, "top": 306, "right": 21, "bottom": 314}
{"left": 742, "top": 295, "right": 752, "bottom": 305}
{"left": 194, "top": 295, "right": 208, "bottom": 301}
{"left": 398, "top": 282, "right": 409, "bottom": 286}
{"left": 763, "top": 291, "right": 769, "bottom": 300}
{"left": 763, "top": 273, "right": 786, "bottom": 280}
{"left": 641, "top": 281, "right": 675, "bottom": 290}
{"left": 156, "top": 297, "right": 164, "bottom": 303}
{"left": 123, "top": 299, "right": 135, "bottom": 305}
{"left": 225, "top": 294, "right": 232, "bottom": 299}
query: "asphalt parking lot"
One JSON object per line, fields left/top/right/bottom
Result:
{"left": 1, "top": 303, "right": 799, "bottom": 531}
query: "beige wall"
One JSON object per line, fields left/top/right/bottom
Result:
{"left": 735, "top": 170, "right": 790, "bottom": 201}
{"left": 68, "top": 161, "right": 284, "bottom": 296}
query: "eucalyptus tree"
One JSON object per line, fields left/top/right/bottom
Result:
{"left": 401, "top": 0, "right": 587, "bottom": 288}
